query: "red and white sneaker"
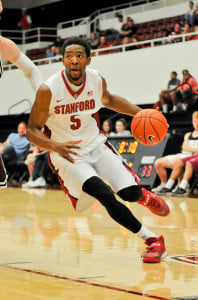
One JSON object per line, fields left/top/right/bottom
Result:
{"left": 138, "top": 188, "right": 170, "bottom": 217}
{"left": 142, "top": 235, "right": 167, "bottom": 263}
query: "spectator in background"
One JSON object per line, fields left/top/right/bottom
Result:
{"left": 185, "top": 1, "right": 194, "bottom": 26}
{"left": 22, "top": 152, "right": 48, "bottom": 188}
{"left": 87, "top": 32, "right": 100, "bottom": 50}
{"left": 120, "top": 17, "right": 137, "bottom": 39}
{"left": 103, "top": 13, "right": 124, "bottom": 41}
{"left": 53, "top": 36, "right": 62, "bottom": 49}
{"left": 47, "top": 45, "right": 57, "bottom": 58}
{"left": 172, "top": 69, "right": 198, "bottom": 112}
{"left": 171, "top": 153, "right": 198, "bottom": 195}
{"left": 152, "top": 111, "right": 198, "bottom": 194}
{"left": 121, "top": 35, "right": 140, "bottom": 51}
{"left": 0, "top": 122, "right": 30, "bottom": 169}
{"left": 109, "top": 118, "right": 132, "bottom": 137}
{"left": 101, "top": 119, "right": 113, "bottom": 137}
{"left": 168, "top": 23, "right": 182, "bottom": 43}
{"left": 18, "top": 8, "right": 32, "bottom": 30}
{"left": 97, "top": 35, "right": 113, "bottom": 55}
{"left": 158, "top": 71, "right": 180, "bottom": 113}
{"left": 182, "top": 22, "right": 193, "bottom": 41}
{"left": 193, "top": 2, "right": 198, "bottom": 30}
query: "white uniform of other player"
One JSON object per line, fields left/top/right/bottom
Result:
{"left": 166, "top": 133, "right": 198, "bottom": 163}
{"left": 44, "top": 68, "right": 138, "bottom": 211}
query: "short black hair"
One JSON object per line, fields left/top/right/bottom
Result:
{"left": 61, "top": 36, "right": 91, "bottom": 58}
{"left": 172, "top": 71, "right": 177, "bottom": 76}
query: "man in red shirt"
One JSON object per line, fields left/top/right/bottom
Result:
{"left": 18, "top": 8, "right": 32, "bottom": 30}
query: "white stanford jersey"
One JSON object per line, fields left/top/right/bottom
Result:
{"left": 44, "top": 68, "right": 106, "bottom": 154}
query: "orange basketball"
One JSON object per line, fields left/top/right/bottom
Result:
{"left": 131, "top": 109, "right": 169, "bottom": 145}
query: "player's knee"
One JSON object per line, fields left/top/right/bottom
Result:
{"left": 117, "top": 185, "right": 142, "bottom": 202}
{"left": 82, "top": 176, "right": 115, "bottom": 206}
{"left": 155, "top": 158, "right": 165, "bottom": 169}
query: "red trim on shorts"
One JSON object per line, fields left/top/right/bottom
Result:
{"left": 61, "top": 69, "right": 86, "bottom": 99}
{"left": 47, "top": 153, "right": 78, "bottom": 210}
{"left": 92, "top": 112, "right": 100, "bottom": 128}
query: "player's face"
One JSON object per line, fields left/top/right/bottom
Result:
{"left": 62, "top": 44, "right": 91, "bottom": 85}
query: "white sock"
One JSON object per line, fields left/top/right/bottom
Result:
{"left": 165, "top": 179, "right": 175, "bottom": 189}
{"left": 136, "top": 225, "right": 157, "bottom": 241}
{"left": 179, "top": 179, "right": 188, "bottom": 190}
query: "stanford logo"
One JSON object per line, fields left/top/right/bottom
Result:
{"left": 169, "top": 254, "right": 198, "bottom": 265}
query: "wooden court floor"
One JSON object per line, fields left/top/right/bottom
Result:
{"left": 0, "top": 187, "right": 197, "bottom": 300}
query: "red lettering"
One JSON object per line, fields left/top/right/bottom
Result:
{"left": 65, "top": 104, "right": 70, "bottom": 114}
{"left": 70, "top": 103, "right": 76, "bottom": 113}
{"left": 90, "top": 99, "right": 95, "bottom": 109}
{"left": 54, "top": 106, "right": 60, "bottom": 114}
{"left": 85, "top": 100, "right": 90, "bottom": 110}
{"left": 79, "top": 102, "right": 84, "bottom": 111}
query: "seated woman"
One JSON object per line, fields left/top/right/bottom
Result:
{"left": 101, "top": 119, "right": 113, "bottom": 137}
{"left": 109, "top": 118, "right": 132, "bottom": 137}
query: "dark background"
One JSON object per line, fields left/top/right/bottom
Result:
{"left": 0, "top": 0, "right": 131, "bottom": 29}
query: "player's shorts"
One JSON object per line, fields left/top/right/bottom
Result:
{"left": 166, "top": 153, "right": 193, "bottom": 164}
{"left": 181, "top": 154, "right": 198, "bottom": 177}
{"left": 0, "top": 155, "right": 7, "bottom": 188}
{"left": 49, "top": 142, "right": 139, "bottom": 212}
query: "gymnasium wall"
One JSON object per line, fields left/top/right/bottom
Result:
{"left": 1, "top": 39, "right": 198, "bottom": 116}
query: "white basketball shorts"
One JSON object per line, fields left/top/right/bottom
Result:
{"left": 49, "top": 142, "right": 139, "bottom": 212}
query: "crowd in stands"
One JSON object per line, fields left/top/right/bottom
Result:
{"left": 154, "top": 69, "right": 198, "bottom": 113}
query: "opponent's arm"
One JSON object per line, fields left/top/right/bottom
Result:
{"left": 101, "top": 76, "right": 141, "bottom": 116}
{"left": 0, "top": 0, "right": 3, "bottom": 13}
{"left": 27, "top": 84, "right": 81, "bottom": 163}
{"left": 1, "top": 37, "right": 42, "bottom": 91}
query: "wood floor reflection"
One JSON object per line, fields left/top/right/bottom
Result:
{"left": 0, "top": 187, "right": 197, "bottom": 300}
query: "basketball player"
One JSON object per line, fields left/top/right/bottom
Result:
{"left": 0, "top": 34, "right": 42, "bottom": 188}
{"left": 26, "top": 36, "right": 170, "bottom": 263}
{"left": 153, "top": 111, "right": 198, "bottom": 194}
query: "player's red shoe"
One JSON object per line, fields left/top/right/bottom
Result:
{"left": 138, "top": 188, "right": 170, "bottom": 217}
{"left": 142, "top": 235, "right": 167, "bottom": 263}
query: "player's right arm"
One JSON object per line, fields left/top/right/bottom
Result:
{"left": 27, "top": 84, "right": 81, "bottom": 163}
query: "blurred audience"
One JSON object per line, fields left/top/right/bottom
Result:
{"left": 172, "top": 69, "right": 198, "bottom": 112}
{"left": 18, "top": 8, "right": 32, "bottom": 30}
{"left": 0, "top": 122, "right": 30, "bottom": 179}
{"left": 185, "top": 1, "right": 194, "bottom": 26}
{"left": 109, "top": 118, "right": 132, "bottom": 137}
{"left": 22, "top": 152, "right": 49, "bottom": 188}
{"left": 87, "top": 32, "right": 100, "bottom": 50}
{"left": 193, "top": 2, "right": 198, "bottom": 30}
{"left": 120, "top": 17, "right": 137, "bottom": 39}
{"left": 97, "top": 35, "right": 113, "bottom": 55}
{"left": 103, "top": 13, "right": 124, "bottom": 41}
{"left": 168, "top": 23, "right": 182, "bottom": 43}
{"left": 101, "top": 119, "right": 113, "bottom": 137}
{"left": 158, "top": 71, "right": 180, "bottom": 113}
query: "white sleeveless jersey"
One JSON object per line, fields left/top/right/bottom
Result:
{"left": 44, "top": 68, "right": 106, "bottom": 154}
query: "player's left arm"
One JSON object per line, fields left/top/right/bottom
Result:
{"left": 101, "top": 76, "right": 141, "bottom": 116}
